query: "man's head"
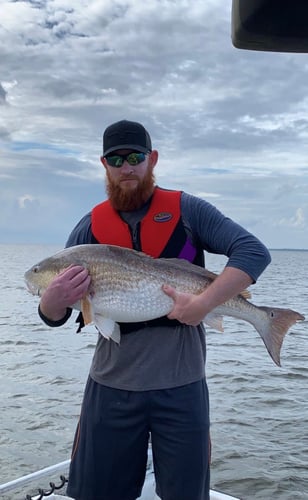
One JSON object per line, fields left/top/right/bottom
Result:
{"left": 101, "top": 120, "right": 158, "bottom": 211}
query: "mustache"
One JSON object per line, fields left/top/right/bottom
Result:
{"left": 120, "top": 175, "right": 139, "bottom": 181}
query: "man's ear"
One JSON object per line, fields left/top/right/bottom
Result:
{"left": 100, "top": 156, "right": 107, "bottom": 169}
{"left": 149, "top": 150, "right": 158, "bottom": 168}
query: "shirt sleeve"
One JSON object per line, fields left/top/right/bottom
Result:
{"left": 65, "top": 212, "right": 93, "bottom": 247}
{"left": 181, "top": 192, "right": 271, "bottom": 283}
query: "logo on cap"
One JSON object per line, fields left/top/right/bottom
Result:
{"left": 153, "top": 212, "right": 173, "bottom": 223}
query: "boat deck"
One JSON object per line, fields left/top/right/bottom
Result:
{"left": 0, "top": 453, "right": 240, "bottom": 500}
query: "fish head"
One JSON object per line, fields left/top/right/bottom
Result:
{"left": 24, "top": 254, "right": 70, "bottom": 297}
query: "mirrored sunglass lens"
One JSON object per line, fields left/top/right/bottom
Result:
{"left": 106, "top": 156, "right": 123, "bottom": 167}
{"left": 127, "top": 152, "right": 145, "bottom": 165}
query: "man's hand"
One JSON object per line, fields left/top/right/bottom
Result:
{"left": 162, "top": 284, "right": 207, "bottom": 326}
{"left": 40, "top": 265, "right": 91, "bottom": 321}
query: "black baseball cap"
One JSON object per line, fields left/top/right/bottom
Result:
{"left": 103, "top": 120, "right": 152, "bottom": 156}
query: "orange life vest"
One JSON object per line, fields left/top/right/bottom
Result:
{"left": 91, "top": 187, "right": 203, "bottom": 264}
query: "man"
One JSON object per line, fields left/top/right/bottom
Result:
{"left": 39, "top": 119, "right": 271, "bottom": 500}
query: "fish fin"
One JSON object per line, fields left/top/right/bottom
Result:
{"left": 94, "top": 315, "right": 121, "bottom": 344}
{"left": 203, "top": 312, "right": 224, "bottom": 332}
{"left": 239, "top": 289, "right": 251, "bottom": 299}
{"left": 110, "top": 323, "right": 121, "bottom": 343}
{"left": 254, "top": 307, "right": 305, "bottom": 367}
{"left": 81, "top": 296, "right": 93, "bottom": 325}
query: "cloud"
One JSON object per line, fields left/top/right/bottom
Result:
{"left": 1, "top": 0, "right": 308, "bottom": 247}
{"left": 279, "top": 208, "right": 305, "bottom": 228}
{"left": 0, "top": 83, "right": 7, "bottom": 103}
{"left": 18, "top": 194, "right": 39, "bottom": 210}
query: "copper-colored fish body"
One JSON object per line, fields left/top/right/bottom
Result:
{"left": 25, "top": 244, "right": 305, "bottom": 366}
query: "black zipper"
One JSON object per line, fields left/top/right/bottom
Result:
{"left": 130, "top": 221, "right": 142, "bottom": 251}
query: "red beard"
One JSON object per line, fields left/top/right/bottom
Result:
{"left": 106, "top": 169, "right": 156, "bottom": 211}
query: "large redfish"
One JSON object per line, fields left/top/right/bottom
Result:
{"left": 24, "top": 244, "right": 305, "bottom": 366}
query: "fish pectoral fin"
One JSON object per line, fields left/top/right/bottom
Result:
{"left": 203, "top": 312, "right": 224, "bottom": 332}
{"left": 81, "top": 296, "right": 93, "bottom": 325}
{"left": 239, "top": 289, "right": 251, "bottom": 299}
{"left": 94, "top": 315, "right": 121, "bottom": 344}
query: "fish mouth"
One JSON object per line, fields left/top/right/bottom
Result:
{"left": 25, "top": 280, "right": 40, "bottom": 296}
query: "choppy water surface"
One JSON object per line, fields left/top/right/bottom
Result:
{"left": 0, "top": 245, "right": 307, "bottom": 499}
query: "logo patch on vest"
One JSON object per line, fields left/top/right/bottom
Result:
{"left": 153, "top": 212, "right": 173, "bottom": 223}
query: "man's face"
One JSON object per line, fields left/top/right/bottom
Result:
{"left": 101, "top": 149, "right": 158, "bottom": 211}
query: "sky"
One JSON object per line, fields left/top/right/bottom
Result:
{"left": 1, "top": 0, "right": 308, "bottom": 248}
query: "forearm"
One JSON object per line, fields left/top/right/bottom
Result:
{"left": 39, "top": 294, "right": 69, "bottom": 322}
{"left": 38, "top": 302, "right": 72, "bottom": 327}
{"left": 198, "top": 266, "right": 253, "bottom": 314}
{"left": 164, "top": 266, "right": 253, "bottom": 326}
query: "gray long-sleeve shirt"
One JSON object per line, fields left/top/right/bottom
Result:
{"left": 66, "top": 190, "right": 271, "bottom": 391}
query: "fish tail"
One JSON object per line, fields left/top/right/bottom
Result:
{"left": 256, "top": 307, "right": 305, "bottom": 367}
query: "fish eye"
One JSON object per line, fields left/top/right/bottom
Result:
{"left": 33, "top": 266, "right": 40, "bottom": 273}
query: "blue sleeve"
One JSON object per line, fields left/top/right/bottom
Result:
{"left": 65, "top": 212, "right": 93, "bottom": 247}
{"left": 181, "top": 192, "right": 271, "bottom": 283}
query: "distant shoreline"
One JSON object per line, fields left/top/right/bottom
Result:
{"left": 0, "top": 243, "right": 307, "bottom": 252}
{"left": 269, "top": 248, "right": 308, "bottom": 252}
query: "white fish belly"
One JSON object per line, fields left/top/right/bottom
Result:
{"left": 92, "top": 281, "right": 174, "bottom": 322}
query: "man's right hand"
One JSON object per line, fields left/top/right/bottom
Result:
{"left": 39, "top": 265, "right": 91, "bottom": 321}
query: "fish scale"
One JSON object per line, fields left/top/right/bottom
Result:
{"left": 91, "top": 271, "right": 173, "bottom": 322}
{"left": 24, "top": 243, "right": 305, "bottom": 366}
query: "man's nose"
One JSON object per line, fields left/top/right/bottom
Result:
{"left": 120, "top": 161, "right": 134, "bottom": 173}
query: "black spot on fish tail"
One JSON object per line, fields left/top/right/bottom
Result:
{"left": 257, "top": 306, "right": 305, "bottom": 367}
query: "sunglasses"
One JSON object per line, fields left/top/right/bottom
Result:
{"left": 105, "top": 152, "right": 147, "bottom": 168}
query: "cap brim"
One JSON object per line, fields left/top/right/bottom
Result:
{"left": 103, "top": 144, "right": 150, "bottom": 156}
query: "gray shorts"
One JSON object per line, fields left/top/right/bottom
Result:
{"left": 67, "top": 376, "right": 210, "bottom": 500}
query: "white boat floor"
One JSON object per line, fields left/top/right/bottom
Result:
{"left": 0, "top": 453, "right": 240, "bottom": 500}
{"left": 32, "top": 472, "right": 239, "bottom": 500}
{"left": 35, "top": 492, "right": 238, "bottom": 500}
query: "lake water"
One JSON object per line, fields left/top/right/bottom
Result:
{"left": 0, "top": 245, "right": 307, "bottom": 499}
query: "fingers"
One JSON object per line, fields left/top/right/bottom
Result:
{"left": 162, "top": 285, "right": 204, "bottom": 326}
{"left": 58, "top": 265, "right": 89, "bottom": 288}
{"left": 59, "top": 265, "right": 87, "bottom": 280}
{"left": 63, "top": 266, "right": 91, "bottom": 301}
{"left": 43, "top": 266, "right": 90, "bottom": 307}
{"left": 67, "top": 266, "right": 90, "bottom": 288}
{"left": 162, "top": 284, "right": 179, "bottom": 321}
{"left": 162, "top": 284, "right": 177, "bottom": 300}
